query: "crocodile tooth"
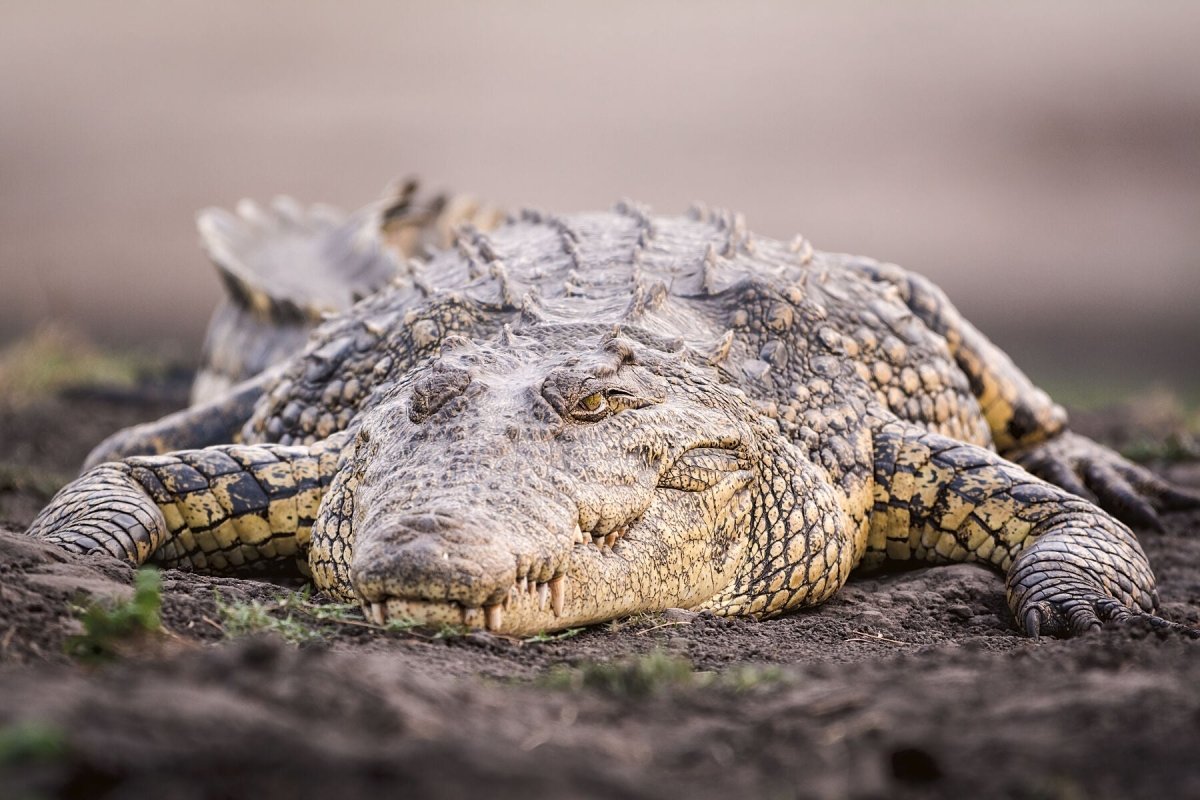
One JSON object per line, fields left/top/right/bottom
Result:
{"left": 538, "top": 582, "right": 550, "bottom": 611}
{"left": 462, "top": 607, "right": 483, "bottom": 628}
{"left": 485, "top": 603, "right": 504, "bottom": 631}
{"left": 519, "top": 576, "right": 529, "bottom": 593}
{"left": 592, "top": 534, "right": 605, "bottom": 549}
{"left": 549, "top": 575, "right": 565, "bottom": 617}
{"left": 574, "top": 523, "right": 586, "bottom": 545}
{"left": 604, "top": 532, "right": 618, "bottom": 548}
{"left": 369, "top": 602, "right": 386, "bottom": 626}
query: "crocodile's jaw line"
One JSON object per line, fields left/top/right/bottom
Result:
{"left": 359, "top": 499, "right": 754, "bottom": 636}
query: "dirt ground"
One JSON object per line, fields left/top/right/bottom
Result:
{"left": 1, "top": 381, "right": 1198, "bottom": 800}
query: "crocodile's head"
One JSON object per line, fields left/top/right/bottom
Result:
{"left": 313, "top": 329, "right": 797, "bottom": 635}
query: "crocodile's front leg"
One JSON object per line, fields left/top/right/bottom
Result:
{"left": 869, "top": 422, "right": 1190, "bottom": 637}
{"left": 27, "top": 436, "right": 343, "bottom": 574}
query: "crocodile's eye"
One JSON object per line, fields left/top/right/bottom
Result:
{"left": 578, "top": 392, "right": 604, "bottom": 413}
{"left": 570, "top": 390, "right": 620, "bottom": 422}
{"left": 570, "top": 387, "right": 660, "bottom": 421}
{"left": 545, "top": 368, "right": 666, "bottom": 422}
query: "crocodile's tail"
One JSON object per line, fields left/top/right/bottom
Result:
{"left": 197, "top": 186, "right": 404, "bottom": 326}
{"left": 376, "top": 179, "right": 505, "bottom": 266}
{"left": 190, "top": 179, "right": 502, "bottom": 405}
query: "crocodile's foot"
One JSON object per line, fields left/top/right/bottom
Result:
{"left": 1003, "top": 515, "right": 1184, "bottom": 639}
{"left": 1019, "top": 595, "right": 1199, "bottom": 639}
{"left": 1014, "top": 432, "right": 1200, "bottom": 532}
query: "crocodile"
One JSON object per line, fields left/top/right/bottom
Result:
{"left": 26, "top": 200, "right": 1200, "bottom": 637}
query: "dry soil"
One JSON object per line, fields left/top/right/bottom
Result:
{"left": 1, "top": 383, "right": 1198, "bottom": 800}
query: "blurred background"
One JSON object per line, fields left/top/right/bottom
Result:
{"left": 1, "top": 0, "right": 1198, "bottom": 404}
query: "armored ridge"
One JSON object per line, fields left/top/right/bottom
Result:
{"left": 27, "top": 201, "right": 1199, "bottom": 637}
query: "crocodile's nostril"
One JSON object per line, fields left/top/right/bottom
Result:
{"left": 398, "top": 511, "right": 463, "bottom": 535}
{"left": 350, "top": 502, "right": 525, "bottom": 608}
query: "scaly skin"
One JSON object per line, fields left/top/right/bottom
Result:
{"left": 26, "top": 201, "right": 1200, "bottom": 637}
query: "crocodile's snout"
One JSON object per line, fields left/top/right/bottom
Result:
{"left": 351, "top": 510, "right": 519, "bottom": 608}
{"left": 342, "top": 350, "right": 586, "bottom": 632}
{"left": 350, "top": 506, "right": 568, "bottom": 606}
{"left": 350, "top": 497, "right": 582, "bottom": 632}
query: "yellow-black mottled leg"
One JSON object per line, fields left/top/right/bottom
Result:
{"left": 83, "top": 370, "right": 274, "bottom": 469}
{"left": 27, "top": 438, "right": 341, "bottom": 574}
{"left": 869, "top": 422, "right": 1191, "bottom": 637}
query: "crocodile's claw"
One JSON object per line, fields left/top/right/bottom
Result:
{"left": 1013, "top": 431, "right": 1200, "bottom": 532}
{"left": 1021, "top": 597, "right": 1199, "bottom": 639}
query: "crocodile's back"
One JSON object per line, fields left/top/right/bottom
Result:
{"left": 243, "top": 205, "right": 990, "bottom": 453}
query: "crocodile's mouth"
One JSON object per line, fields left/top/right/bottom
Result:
{"left": 364, "top": 578, "right": 567, "bottom": 634}
{"left": 355, "top": 470, "right": 754, "bottom": 636}
{"left": 359, "top": 520, "right": 636, "bottom": 635}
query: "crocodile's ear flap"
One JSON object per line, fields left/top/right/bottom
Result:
{"left": 196, "top": 193, "right": 402, "bottom": 325}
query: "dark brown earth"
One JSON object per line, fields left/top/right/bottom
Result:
{"left": 1, "top": 380, "right": 1198, "bottom": 800}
